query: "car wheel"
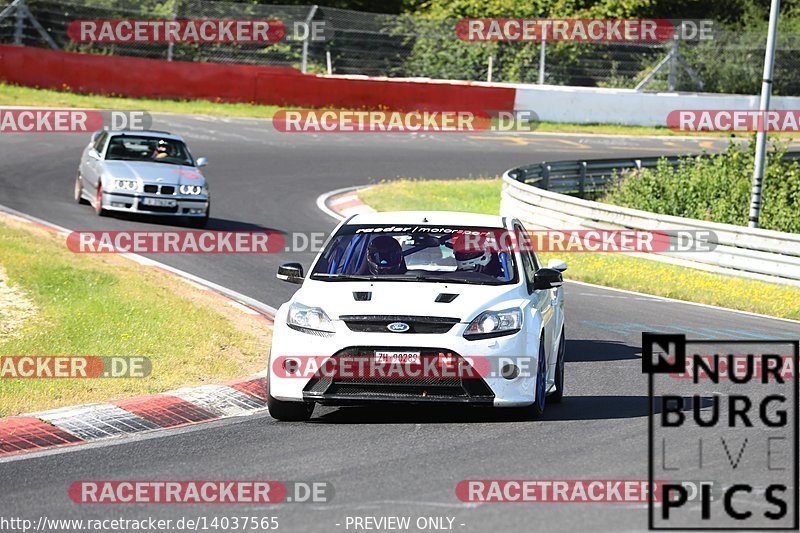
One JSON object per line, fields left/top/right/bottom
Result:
{"left": 532, "top": 336, "right": 548, "bottom": 416}
{"left": 551, "top": 328, "right": 566, "bottom": 403}
{"left": 94, "top": 181, "right": 106, "bottom": 216}
{"left": 267, "top": 391, "right": 314, "bottom": 421}
{"left": 74, "top": 174, "right": 88, "bottom": 205}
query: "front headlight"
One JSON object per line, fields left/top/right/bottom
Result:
{"left": 114, "top": 179, "right": 137, "bottom": 191}
{"left": 287, "top": 302, "right": 335, "bottom": 335}
{"left": 179, "top": 184, "right": 204, "bottom": 195}
{"left": 464, "top": 308, "right": 522, "bottom": 340}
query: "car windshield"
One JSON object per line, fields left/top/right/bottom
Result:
{"left": 104, "top": 135, "right": 193, "bottom": 166}
{"left": 310, "top": 225, "right": 517, "bottom": 285}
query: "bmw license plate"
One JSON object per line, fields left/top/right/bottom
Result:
{"left": 374, "top": 351, "right": 421, "bottom": 365}
{"left": 141, "top": 197, "right": 177, "bottom": 207}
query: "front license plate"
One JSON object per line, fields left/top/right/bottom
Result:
{"left": 374, "top": 351, "right": 421, "bottom": 365}
{"left": 141, "top": 197, "right": 176, "bottom": 207}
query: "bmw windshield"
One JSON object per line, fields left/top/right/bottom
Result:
{"left": 105, "top": 135, "right": 194, "bottom": 166}
{"left": 310, "top": 225, "right": 518, "bottom": 285}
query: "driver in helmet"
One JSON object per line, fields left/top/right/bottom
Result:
{"left": 366, "top": 235, "right": 406, "bottom": 275}
{"left": 153, "top": 139, "right": 170, "bottom": 160}
{"left": 452, "top": 234, "right": 504, "bottom": 277}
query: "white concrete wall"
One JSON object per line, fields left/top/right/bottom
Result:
{"left": 511, "top": 84, "right": 800, "bottom": 126}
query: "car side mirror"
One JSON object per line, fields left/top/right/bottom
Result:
{"left": 547, "top": 258, "right": 568, "bottom": 272}
{"left": 88, "top": 148, "right": 101, "bottom": 160}
{"left": 533, "top": 268, "right": 563, "bottom": 290}
{"left": 277, "top": 262, "right": 304, "bottom": 284}
{"left": 195, "top": 157, "right": 208, "bottom": 167}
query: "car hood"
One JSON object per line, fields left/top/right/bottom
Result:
{"left": 291, "top": 280, "right": 523, "bottom": 323}
{"left": 103, "top": 161, "right": 205, "bottom": 185}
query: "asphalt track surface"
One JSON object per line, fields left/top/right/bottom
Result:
{"left": 1, "top": 115, "right": 798, "bottom": 532}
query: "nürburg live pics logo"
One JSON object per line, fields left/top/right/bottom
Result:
{"left": 643, "top": 332, "right": 798, "bottom": 530}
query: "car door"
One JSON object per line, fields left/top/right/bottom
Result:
{"left": 515, "top": 222, "right": 558, "bottom": 387}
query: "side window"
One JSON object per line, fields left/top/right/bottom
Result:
{"left": 93, "top": 131, "right": 108, "bottom": 154}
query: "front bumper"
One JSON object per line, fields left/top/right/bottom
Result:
{"left": 101, "top": 191, "right": 209, "bottom": 217}
{"left": 268, "top": 317, "right": 538, "bottom": 407}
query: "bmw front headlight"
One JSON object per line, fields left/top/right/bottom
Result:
{"left": 287, "top": 302, "right": 335, "bottom": 335}
{"left": 179, "top": 184, "right": 204, "bottom": 195}
{"left": 464, "top": 308, "right": 522, "bottom": 339}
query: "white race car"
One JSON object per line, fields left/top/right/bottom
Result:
{"left": 267, "top": 211, "right": 567, "bottom": 421}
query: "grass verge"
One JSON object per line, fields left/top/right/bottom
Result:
{"left": 1, "top": 83, "right": 781, "bottom": 138}
{"left": 0, "top": 217, "right": 270, "bottom": 416}
{"left": 359, "top": 178, "right": 800, "bottom": 321}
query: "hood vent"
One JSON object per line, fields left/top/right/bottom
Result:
{"left": 435, "top": 293, "right": 459, "bottom": 303}
{"left": 353, "top": 291, "right": 372, "bottom": 301}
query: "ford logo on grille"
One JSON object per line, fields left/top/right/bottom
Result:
{"left": 387, "top": 322, "right": 410, "bottom": 333}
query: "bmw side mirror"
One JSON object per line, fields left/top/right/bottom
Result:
{"left": 88, "top": 148, "right": 101, "bottom": 160}
{"left": 547, "top": 258, "right": 568, "bottom": 272}
{"left": 533, "top": 268, "right": 563, "bottom": 290}
{"left": 195, "top": 157, "right": 208, "bottom": 167}
{"left": 277, "top": 263, "right": 304, "bottom": 284}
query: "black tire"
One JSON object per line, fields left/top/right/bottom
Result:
{"left": 530, "top": 335, "right": 548, "bottom": 417}
{"left": 74, "top": 174, "right": 88, "bottom": 205}
{"left": 267, "top": 392, "right": 314, "bottom": 421}
{"left": 551, "top": 328, "right": 566, "bottom": 403}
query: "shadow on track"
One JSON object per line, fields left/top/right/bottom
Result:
{"left": 566, "top": 339, "right": 640, "bottom": 362}
{"left": 307, "top": 394, "right": 705, "bottom": 425}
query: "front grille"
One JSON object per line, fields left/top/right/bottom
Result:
{"left": 303, "top": 347, "right": 494, "bottom": 404}
{"left": 340, "top": 315, "right": 459, "bottom": 334}
{"left": 143, "top": 185, "right": 176, "bottom": 195}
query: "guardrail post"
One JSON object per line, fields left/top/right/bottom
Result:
{"left": 166, "top": 0, "right": 179, "bottom": 61}
{"left": 579, "top": 161, "right": 587, "bottom": 198}
{"left": 301, "top": 5, "right": 320, "bottom": 74}
{"left": 13, "top": 0, "right": 23, "bottom": 45}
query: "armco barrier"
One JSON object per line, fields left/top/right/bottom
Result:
{"left": 0, "top": 45, "right": 515, "bottom": 113}
{"left": 501, "top": 162, "right": 800, "bottom": 286}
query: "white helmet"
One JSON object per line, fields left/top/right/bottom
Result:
{"left": 455, "top": 250, "right": 492, "bottom": 271}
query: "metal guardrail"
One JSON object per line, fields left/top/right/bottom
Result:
{"left": 500, "top": 154, "right": 800, "bottom": 286}
{"left": 507, "top": 152, "right": 800, "bottom": 198}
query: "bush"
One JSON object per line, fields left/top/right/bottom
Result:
{"left": 602, "top": 138, "right": 800, "bottom": 233}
